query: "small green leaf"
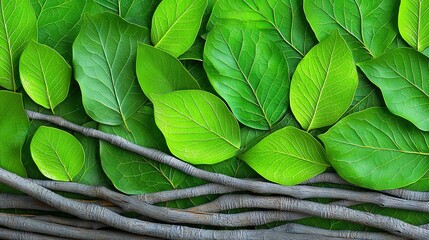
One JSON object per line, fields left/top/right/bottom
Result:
{"left": 398, "top": 0, "right": 429, "bottom": 52}
{"left": 30, "top": 126, "right": 85, "bottom": 181}
{"left": 151, "top": 0, "right": 207, "bottom": 57}
{"left": 19, "top": 41, "right": 71, "bottom": 112}
{"left": 152, "top": 90, "right": 241, "bottom": 164}
{"left": 73, "top": 13, "right": 149, "bottom": 127}
{"left": 204, "top": 23, "right": 289, "bottom": 130}
{"left": 358, "top": 48, "right": 429, "bottom": 131}
{"left": 290, "top": 31, "right": 358, "bottom": 131}
{"left": 304, "top": 0, "right": 399, "bottom": 62}
{"left": 136, "top": 43, "right": 200, "bottom": 100}
{"left": 208, "top": 0, "right": 317, "bottom": 74}
{"left": 0, "top": 91, "right": 29, "bottom": 177}
{"left": 31, "top": 0, "right": 87, "bottom": 62}
{"left": 0, "top": 0, "right": 37, "bottom": 91}
{"left": 319, "top": 107, "right": 429, "bottom": 190}
{"left": 240, "top": 126, "right": 329, "bottom": 185}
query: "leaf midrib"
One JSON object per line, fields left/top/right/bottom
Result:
{"left": 242, "top": 0, "right": 304, "bottom": 57}
{"left": 154, "top": 0, "right": 198, "bottom": 48}
{"left": 0, "top": 5, "right": 15, "bottom": 91}
{"left": 217, "top": 26, "right": 272, "bottom": 128}
{"left": 328, "top": 138, "right": 429, "bottom": 156}
{"left": 271, "top": 150, "right": 329, "bottom": 167}
{"left": 158, "top": 100, "right": 240, "bottom": 150}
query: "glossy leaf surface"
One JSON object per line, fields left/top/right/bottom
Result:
{"left": 19, "top": 41, "right": 71, "bottom": 112}
{"left": 358, "top": 48, "right": 429, "bottom": 131}
{"left": 153, "top": 90, "right": 241, "bottom": 164}
{"left": 0, "top": 0, "right": 37, "bottom": 91}
{"left": 0, "top": 91, "right": 29, "bottom": 177}
{"left": 208, "top": 0, "right": 317, "bottom": 73}
{"left": 204, "top": 23, "right": 289, "bottom": 130}
{"left": 398, "top": 0, "right": 429, "bottom": 51}
{"left": 136, "top": 43, "right": 200, "bottom": 100}
{"left": 320, "top": 108, "right": 429, "bottom": 190}
{"left": 73, "top": 13, "right": 149, "bottom": 127}
{"left": 290, "top": 31, "right": 358, "bottom": 131}
{"left": 30, "top": 126, "right": 85, "bottom": 181}
{"left": 151, "top": 0, "right": 207, "bottom": 57}
{"left": 31, "top": 0, "right": 87, "bottom": 62}
{"left": 240, "top": 126, "right": 329, "bottom": 185}
{"left": 304, "top": 0, "right": 399, "bottom": 62}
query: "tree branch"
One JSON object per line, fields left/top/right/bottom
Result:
{"left": 30, "top": 215, "right": 107, "bottom": 230}
{"left": 273, "top": 223, "right": 405, "bottom": 240}
{"left": 0, "top": 226, "right": 64, "bottom": 240}
{"left": 0, "top": 167, "right": 310, "bottom": 240}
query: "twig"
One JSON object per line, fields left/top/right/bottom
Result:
{"left": 273, "top": 223, "right": 405, "bottom": 240}
{"left": 187, "top": 193, "right": 429, "bottom": 239}
{"left": 303, "top": 173, "right": 429, "bottom": 202}
{"left": 0, "top": 213, "right": 152, "bottom": 240}
{"left": 138, "top": 183, "right": 240, "bottom": 204}
{"left": 31, "top": 215, "right": 107, "bottom": 230}
{"left": 25, "top": 111, "right": 429, "bottom": 212}
{"left": 0, "top": 167, "right": 308, "bottom": 240}
{"left": 0, "top": 226, "right": 64, "bottom": 240}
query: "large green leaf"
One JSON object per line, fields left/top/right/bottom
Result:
{"left": 0, "top": 91, "right": 28, "bottom": 177}
{"left": 404, "top": 171, "right": 429, "bottom": 191}
{"left": 31, "top": 0, "right": 87, "bottom": 62}
{"left": 204, "top": 23, "right": 289, "bottom": 130}
{"left": 208, "top": 0, "right": 317, "bottom": 74}
{"left": 319, "top": 107, "right": 429, "bottom": 190}
{"left": 398, "top": 0, "right": 429, "bottom": 52}
{"left": 0, "top": 0, "right": 37, "bottom": 91}
{"left": 304, "top": 0, "right": 399, "bottom": 62}
{"left": 92, "top": 0, "right": 161, "bottom": 28}
{"left": 73, "top": 13, "right": 149, "bottom": 128}
{"left": 240, "top": 126, "right": 329, "bottom": 185}
{"left": 290, "top": 31, "right": 358, "bottom": 131}
{"left": 19, "top": 41, "right": 71, "bottom": 112}
{"left": 358, "top": 48, "right": 429, "bottom": 131}
{"left": 100, "top": 106, "right": 193, "bottom": 194}
{"left": 136, "top": 43, "right": 200, "bottom": 100}
{"left": 151, "top": 0, "right": 207, "bottom": 57}
{"left": 30, "top": 126, "right": 85, "bottom": 182}
{"left": 152, "top": 90, "right": 241, "bottom": 164}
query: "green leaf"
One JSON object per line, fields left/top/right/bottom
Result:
{"left": 19, "top": 41, "right": 71, "bottom": 112}
{"left": 92, "top": 0, "right": 161, "bottom": 28}
{"left": 404, "top": 171, "right": 429, "bottom": 191}
{"left": 398, "top": 0, "right": 429, "bottom": 52}
{"left": 136, "top": 43, "right": 200, "bottom": 100}
{"left": 304, "top": 0, "right": 399, "bottom": 62}
{"left": 204, "top": 23, "right": 289, "bottom": 130}
{"left": 73, "top": 12, "right": 149, "bottom": 127}
{"left": 0, "top": 91, "right": 29, "bottom": 177}
{"left": 31, "top": 0, "right": 87, "bottom": 62}
{"left": 0, "top": 0, "right": 37, "bottom": 91}
{"left": 152, "top": 90, "right": 241, "bottom": 164}
{"left": 179, "top": 36, "right": 205, "bottom": 61}
{"left": 208, "top": 0, "right": 317, "bottom": 74}
{"left": 75, "top": 122, "right": 110, "bottom": 186}
{"left": 100, "top": 106, "right": 192, "bottom": 194}
{"left": 319, "top": 107, "right": 429, "bottom": 190}
{"left": 290, "top": 31, "right": 358, "bottom": 131}
{"left": 240, "top": 126, "right": 329, "bottom": 185}
{"left": 199, "top": 157, "right": 259, "bottom": 179}
{"left": 182, "top": 60, "right": 214, "bottom": 93}
{"left": 151, "top": 0, "right": 208, "bottom": 57}
{"left": 30, "top": 126, "right": 85, "bottom": 181}
{"left": 358, "top": 48, "right": 429, "bottom": 131}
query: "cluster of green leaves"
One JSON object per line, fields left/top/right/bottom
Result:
{"left": 2, "top": 0, "right": 429, "bottom": 214}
